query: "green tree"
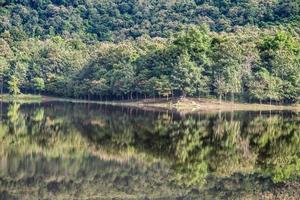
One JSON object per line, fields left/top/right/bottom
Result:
{"left": 156, "top": 76, "right": 172, "bottom": 99}
{"left": 249, "top": 74, "right": 267, "bottom": 104}
{"left": 8, "top": 75, "right": 20, "bottom": 96}
{"left": 32, "top": 77, "right": 45, "bottom": 94}
{"left": 258, "top": 31, "right": 300, "bottom": 103}
{"left": 0, "top": 57, "right": 9, "bottom": 96}
{"left": 211, "top": 35, "right": 242, "bottom": 102}
{"left": 171, "top": 51, "right": 204, "bottom": 98}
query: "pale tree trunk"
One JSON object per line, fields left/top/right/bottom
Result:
{"left": 0, "top": 70, "right": 3, "bottom": 99}
{"left": 0, "top": 79, "right": 3, "bottom": 99}
{"left": 181, "top": 91, "right": 187, "bottom": 99}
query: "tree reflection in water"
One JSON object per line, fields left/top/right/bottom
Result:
{"left": 0, "top": 102, "right": 299, "bottom": 199}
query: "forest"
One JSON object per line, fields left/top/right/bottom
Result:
{"left": 0, "top": 0, "right": 299, "bottom": 103}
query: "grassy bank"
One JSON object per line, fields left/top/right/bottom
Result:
{"left": 111, "top": 97, "right": 300, "bottom": 112}
{"left": 1, "top": 94, "right": 299, "bottom": 112}
{"left": 0, "top": 94, "right": 43, "bottom": 103}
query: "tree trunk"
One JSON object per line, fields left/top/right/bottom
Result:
{"left": 0, "top": 74, "right": 2, "bottom": 97}
{"left": 181, "top": 91, "right": 186, "bottom": 99}
{"left": 0, "top": 79, "right": 3, "bottom": 99}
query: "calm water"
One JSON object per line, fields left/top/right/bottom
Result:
{"left": 0, "top": 102, "right": 299, "bottom": 199}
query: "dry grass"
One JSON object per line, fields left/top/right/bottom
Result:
{"left": 2, "top": 95, "right": 299, "bottom": 113}
{"left": 115, "top": 97, "right": 300, "bottom": 113}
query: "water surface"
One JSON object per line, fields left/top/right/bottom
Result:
{"left": 0, "top": 102, "right": 299, "bottom": 199}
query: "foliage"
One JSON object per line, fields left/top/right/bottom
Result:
{"left": 0, "top": 0, "right": 299, "bottom": 41}
{"left": 0, "top": 1, "right": 299, "bottom": 103}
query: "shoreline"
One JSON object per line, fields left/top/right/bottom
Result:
{"left": 1, "top": 94, "right": 299, "bottom": 113}
{"left": 105, "top": 97, "right": 300, "bottom": 113}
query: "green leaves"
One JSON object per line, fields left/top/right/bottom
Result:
{"left": 8, "top": 75, "right": 20, "bottom": 96}
{"left": 0, "top": 21, "right": 299, "bottom": 104}
{"left": 1, "top": 0, "right": 300, "bottom": 41}
{"left": 32, "top": 77, "right": 45, "bottom": 94}
{"left": 256, "top": 31, "right": 300, "bottom": 102}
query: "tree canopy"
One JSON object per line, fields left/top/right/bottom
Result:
{"left": 0, "top": 0, "right": 299, "bottom": 103}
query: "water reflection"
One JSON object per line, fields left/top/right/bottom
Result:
{"left": 0, "top": 102, "right": 299, "bottom": 199}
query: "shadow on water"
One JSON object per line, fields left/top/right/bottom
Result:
{"left": 0, "top": 101, "right": 299, "bottom": 199}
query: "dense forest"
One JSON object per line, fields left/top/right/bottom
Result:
{"left": 0, "top": 0, "right": 299, "bottom": 103}
{"left": 1, "top": 0, "right": 300, "bottom": 41}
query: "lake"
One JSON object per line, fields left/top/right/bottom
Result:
{"left": 0, "top": 101, "right": 299, "bottom": 199}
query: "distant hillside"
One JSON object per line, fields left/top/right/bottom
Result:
{"left": 0, "top": 0, "right": 299, "bottom": 41}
